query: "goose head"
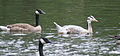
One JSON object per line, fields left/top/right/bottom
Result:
{"left": 39, "top": 37, "right": 51, "bottom": 44}
{"left": 87, "top": 15, "right": 98, "bottom": 22}
{"left": 38, "top": 38, "right": 51, "bottom": 56}
{"left": 35, "top": 9, "right": 46, "bottom": 15}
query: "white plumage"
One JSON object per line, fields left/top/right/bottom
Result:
{"left": 54, "top": 15, "right": 98, "bottom": 34}
{"left": 0, "top": 26, "right": 10, "bottom": 31}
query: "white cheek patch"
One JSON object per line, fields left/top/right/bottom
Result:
{"left": 87, "top": 20, "right": 91, "bottom": 23}
{"left": 35, "top": 11, "right": 39, "bottom": 14}
{"left": 40, "top": 39, "right": 46, "bottom": 44}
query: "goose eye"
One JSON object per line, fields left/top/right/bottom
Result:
{"left": 67, "top": 32, "right": 70, "bottom": 34}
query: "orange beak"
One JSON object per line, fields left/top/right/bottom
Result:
{"left": 94, "top": 19, "right": 98, "bottom": 22}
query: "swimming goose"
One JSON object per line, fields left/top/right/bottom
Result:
{"left": 109, "top": 35, "right": 120, "bottom": 40}
{"left": 54, "top": 15, "right": 98, "bottom": 34}
{"left": 38, "top": 37, "right": 51, "bottom": 56}
{"left": 109, "top": 35, "right": 120, "bottom": 44}
{"left": 0, "top": 9, "right": 45, "bottom": 33}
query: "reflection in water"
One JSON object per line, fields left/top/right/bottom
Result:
{"left": 57, "top": 33, "right": 93, "bottom": 37}
{"left": 0, "top": 31, "right": 39, "bottom": 36}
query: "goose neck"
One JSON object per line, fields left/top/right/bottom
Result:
{"left": 87, "top": 20, "right": 93, "bottom": 33}
{"left": 39, "top": 42, "right": 44, "bottom": 56}
{"left": 36, "top": 14, "right": 39, "bottom": 26}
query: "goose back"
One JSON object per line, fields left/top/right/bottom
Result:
{"left": 7, "top": 23, "right": 35, "bottom": 31}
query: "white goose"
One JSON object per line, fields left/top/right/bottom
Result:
{"left": 54, "top": 15, "right": 98, "bottom": 34}
{"left": 0, "top": 9, "right": 45, "bottom": 33}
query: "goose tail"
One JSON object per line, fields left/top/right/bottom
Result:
{"left": 0, "top": 26, "right": 10, "bottom": 31}
{"left": 53, "top": 22, "right": 62, "bottom": 30}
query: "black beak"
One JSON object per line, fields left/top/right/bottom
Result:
{"left": 37, "top": 9, "right": 46, "bottom": 14}
{"left": 41, "top": 37, "right": 52, "bottom": 43}
{"left": 46, "top": 39, "right": 52, "bottom": 43}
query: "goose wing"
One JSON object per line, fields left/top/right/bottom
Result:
{"left": 63, "top": 25, "right": 88, "bottom": 34}
{"left": 7, "top": 23, "right": 34, "bottom": 31}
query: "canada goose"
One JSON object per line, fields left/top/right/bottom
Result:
{"left": 37, "top": 37, "right": 51, "bottom": 56}
{"left": 54, "top": 15, "right": 98, "bottom": 34}
{"left": 0, "top": 9, "right": 45, "bottom": 33}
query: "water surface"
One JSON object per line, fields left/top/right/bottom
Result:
{"left": 0, "top": 0, "right": 120, "bottom": 56}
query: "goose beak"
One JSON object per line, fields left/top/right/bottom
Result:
{"left": 40, "top": 37, "right": 52, "bottom": 44}
{"left": 37, "top": 9, "right": 46, "bottom": 14}
{"left": 40, "top": 11, "right": 46, "bottom": 14}
{"left": 94, "top": 19, "right": 98, "bottom": 22}
{"left": 47, "top": 40, "right": 52, "bottom": 43}
{"left": 93, "top": 17, "right": 98, "bottom": 22}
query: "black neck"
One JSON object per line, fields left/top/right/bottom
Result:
{"left": 39, "top": 42, "right": 44, "bottom": 56}
{"left": 36, "top": 14, "right": 39, "bottom": 26}
{"left": 87, "top": 21, "right": 88, "bottom": 30}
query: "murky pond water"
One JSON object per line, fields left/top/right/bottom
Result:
{"left": 0, "top": 0, "right": 120, "bottom": 56}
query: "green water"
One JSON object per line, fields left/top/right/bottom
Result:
{"left": 0, "top": 0, "right": 120, "bottom": 56}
